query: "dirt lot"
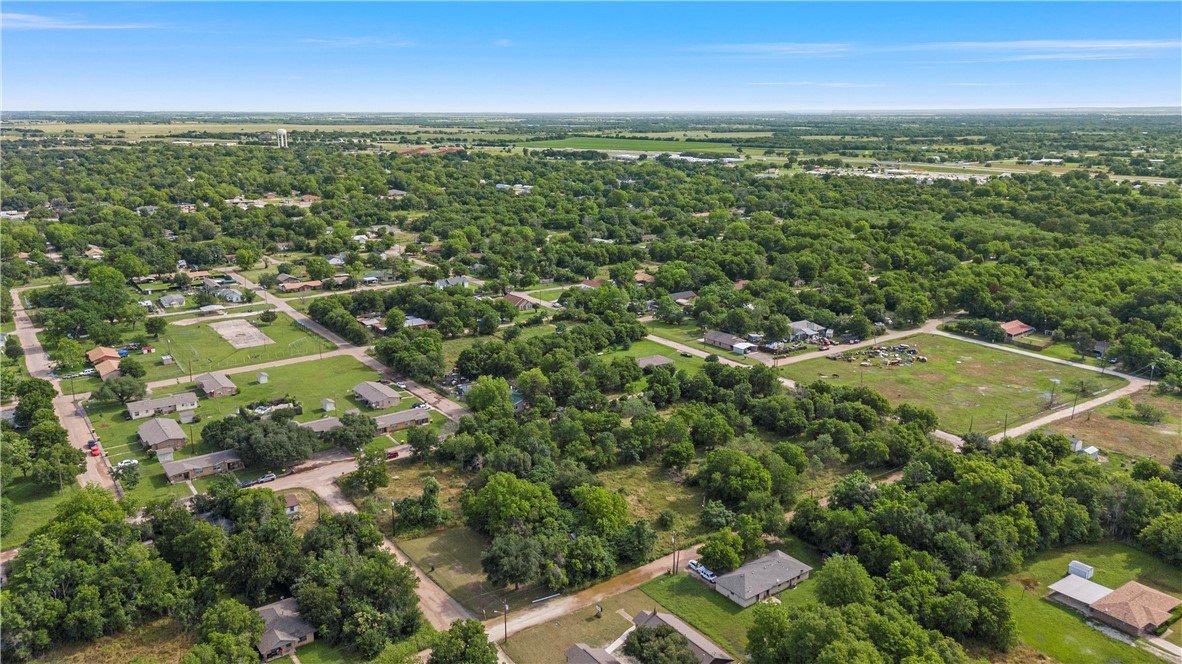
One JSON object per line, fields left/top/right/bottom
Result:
{"left": 1048, "top": 391, "right": 1181, "bottom": 463}
{"left": 210, "top": 318, "right": 274, "bottom": 349}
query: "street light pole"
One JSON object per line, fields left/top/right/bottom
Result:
{"left": 503, "top": 601, "right": 509, "bottom": 643}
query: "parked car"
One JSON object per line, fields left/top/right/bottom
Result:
{"left": 386, "top": 450, "right": 400, "bottom": 460}
{"left": 89, "top": 446, "right": 102, "bottom": 456}
{"left": 256, "top": 473, "right": 277, "bottom": 483}
{"left": 680, "top": 352, "right": 693, "bottom": 358}
{"left": 86, "top": 440, "right": 99, "bottom": 448}
{"left": 238, "top": 479, "right": 257, "bottom": 488}
{"left": 699, "top": 569, "right": 717, "bottom": 583}
{"left": 116, "top": 459, "right": 140, "bottom": 469}
{"left": 395, "top": 382, "right": 407, "bottom": 389}
{"left": 687, "top": 560, "right": 703, "bottom": 572}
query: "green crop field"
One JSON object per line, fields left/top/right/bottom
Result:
{"left": 1002, "top": 542, "right": 1181, "bottom": 662}
{"left": 780, "top": 334, "right": 1127, "bottom": 435}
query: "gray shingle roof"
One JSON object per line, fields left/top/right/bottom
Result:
{"left": 564, "top": 643, "right": 621, "bottom": 664}
{"left": 353, "top": 381, "right": 399, "bottom": 404}
{"left": 714, "top": 550, "right": 812, "bottom": 602}
{"left": 128, "top": 392, "right": 198, "bottom": 414}
{"left": 374, "top": 410, "right": 430, "bottom": 429}
{"left": 137, "top": 418, "right": 187, "bottom": 447}
{"left": 256, "top": 598, "right": 315, "bottom": 655}
{"left": 196, "top": 372, "right": 236, "bottom": 393}
{"left": 634, "top": 611, "right": 732, "bottom": 664}
{"left": 298, "top": 417, "right": 343, "bottom": 434}
{"left": 161, "top": 449, "right": 241, "bottom": 477}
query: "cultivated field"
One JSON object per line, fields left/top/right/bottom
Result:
{"left": 780, "top": 334, "right": 1127, "bottom": 435}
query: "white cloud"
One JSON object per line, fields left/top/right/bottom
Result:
{"left": 692, "top": 42, "right": 851, "bottom": 56}
{"left": 300, "top": 36, "right": 412, "bottom": 48}
{"left": 751, "top": 81, "right": 885, "bottom": 88}
{"left": 902, "top": 39, "right": 1180, "bottom": 52}
{"left": 2, "top": 12, "right": 152, "bottom": 30}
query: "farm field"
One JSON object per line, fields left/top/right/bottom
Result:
{"left": 30, "top": 618, "right": 192, "bottom": 664}
{"left": 640, "top": 538, "right": 822, "bottom": 659}
{"left": 1048, "top": 391, "right": 1181, "bottom": 464}
{"left": 518, "top": 137, "right": 747, "bottom": 153}
{"left": 86, "top": 355, "right": 414, "bottom": 502}
{"left": 1002, "top": 541, "right": 1182, "bottom": 662}
{"left": 644, "top": 321, "right": 757, "bottom": 365}
{"left": 779, "top": 334, "right": 1127, "bottom": 435}
{"left": 2, "top": 479, "right": 79, "bottom": 550}
{"left": 502, "top": 588, "right": 670, "bottom": 664}
{"left": 398, "top": 526, "right": 550, "bottom": 614}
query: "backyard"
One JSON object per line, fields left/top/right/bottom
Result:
{"left": 780, "top": 334, "right": 1127, "bottom": 435}
{"left": 30, "top": 618, "right": 192, "bottom": 664}
{"left": 502, "top": 588, "right": 670, "bottom": 664}
{"left": 2, "top": 478, "right": 79, "bottom": 550}
{"left": 1002, "top": 541, "right": 1182, "bottom": 662}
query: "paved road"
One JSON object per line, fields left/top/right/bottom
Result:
{"left": 641, "top": 335, "right": 748, "bottom": 369}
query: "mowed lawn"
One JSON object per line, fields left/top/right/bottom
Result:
{"left": 503, "top": 588, "right": 671, "bottom": 664}
{"left": 87, "top": 355, "right": 412, "bottom": 503}
{"left": 2, "top": 479, "right": 79, "bottom": 550}
{"left": 601, "top": 339, "right": 707, "bottom": 386}
{"left": 780, "top": 334, "right": 1127, "bottom": 435}
{"left": 399, "top": 526, "right": 551, "bottom": 615}
{"left": 1049, "top": 391, "right": 1181, "bottom": 464}
{"left": 644, "top": 321, "right": 756, "bottom": 365}
{"left": 640, "top": 538, "right": 822, "bottom": 659}
{"left": 142, "top": 312, "right": 332, "bottom": 382}
{"left": 1002, "top": 541, "right": 1182, "bottom": 662}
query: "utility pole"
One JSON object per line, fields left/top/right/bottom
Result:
{"left": 1002, "top": 412, "right": 1008, "bottom": 439}
{"left": 1049, "top": 378, "right": 1060, "bottom": 408}
{"left": 1070, "top": 392, "right": 1080, "bottom": 419}
{"left": 670, "top": 532, "right": 678, "bottom": 576}
{"left": 503, "top": 601, "right": 509, "bottom": 643}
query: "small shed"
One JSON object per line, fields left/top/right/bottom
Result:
{"left": 258, "top": 372, "right": 269, "bottom": 384}
{"left": 1068, "top": 560, "right": 1094, "bottom": 580}
{"left": 321, "top": 398, "right": 335, "bottom": 412}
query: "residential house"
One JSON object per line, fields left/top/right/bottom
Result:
{"left": 713, "top": 550, "right": 813, "bottom": 608}
{"left": 298, "top": 417, "right": 343, "bottom": 435}
{"left": 789, "top": 320, "right": 831, "bottom": 341}
{"left": 733, "top": 279, "right": 749, "bottom": 290}
{"left": 404, "top": 316, "right": 433, "bottom": 330}
{"left": 434, "top": 276, "right": 472, "bottom": 289}
{"left": 199, "top": 305, "right": 226, "bottom": 315}
{"left": 196, "top": 372, "right": 237, "bottom": 398}
{"left": 182, "top": 270, "right": 211, "bottom": 280}
{"left": 95, "top": 359, "right": 123, "bottom": 381}
{"left": 87, "top": 346, "right": 122, "bottom": 365}
{"left": 386, "top": 188, "right": 408, "bottom": 198}
{"left": 1047, "top": 574, "right": 1113, "bottom": 614}
{"left": 632, "top": 611, "right": 733, "bottom": 664}
{"left": 357, "top": 317, "right": 388, "bottom": 335}
{"left": 279, "top": 280, "right": 321, "bottom": 293}
{"left": 161, "top": 449, "right": 243, "bottom": 483}
{"left": 634, "top": 271, "right": 656, "bottom": 285}
{"left": 255, "top": 598, "right": 316, "bottom": 661}
{"left": 84, "top": 245, "right": 104, "bottom": 260}
{"left": 201, "top": 278, "right": 222, "bottom": 292}
{"left": 137, "top": 418, "right": 188, "bottom": 451}
{"left": 504, "top": 293, "right": 535, "bottom": 311}
{"left": 704, "top": 331, "right": 755, "bottom": 354}
{"left": 669, "top": 290, "right": 699, "bottom": 306}
{"left": 353, "top": 381, "right": 400, "bottom": 409}
{"left": 275, "top": 273, "right": 302, "bottom": 285}
{"left": 579, "top": 279, "right": 603, "bottom": 290}
{"left": 127, "top": 392, "right": 199, "bottom": 420}
{"left": 374, "top": 409, "right": 431, "bottom": 434}
{"left": 564, "top": 644, "right": 621, "bottom": 664}
{"left": 159, "top": 294, "right": 186, "bottom": 308}
{"left": 215, "top": 288, "right": 245, "bottom": 303}
{"left": 636, "top": 355, "right": 675, "bottom": 370}
{"left": 284, "top": 494, "right": 300, "bottom": 516}
{"left": 999, "top": 320, "right": 1035, "bottom": 341}
{"left": 1090, "top": 581, "right": 1181, "bottom": 636}
{"left": 1093, "top": 341, "right": 1113, "bottom": 358}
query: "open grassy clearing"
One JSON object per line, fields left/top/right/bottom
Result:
{"left": 596, "top": 461, "right": 705, "bottom": 555}
{"left": 640, "top": 538, "right": 822, "bottom": 658}
{"left": 518, "top": 137, "right": 746, "bottom": 153}
{"left": 780, "top": 334, "right": 1127, "bottom": 435}
{"left": 502, "top": 588, "right": 669, "bottom": 664}
{"left": 279, "top": 625, "right": 436, "bottom": 664}
{"left": 599, "top": 339, "right": 707, "bottom": 392}
{"left": 439, "top": 323, "right": 553, "bottom": 371}
{"left": 1002, "top": 541, "right": 1181, "bottom": 663}
{"left": 1038, "top": 342, "right": 1108, "bottom": 367}
{"left": 375, "top": 456, "right": 468, "bottom": 524}
{"left": 31, "top": 617, "right": 192, "bottom": 664}
{"left": 1047, "top": 391, "right": 1181, "bottom": 464}
{"left": 2, "top": 479, "right": 79, "bottom": 550}
{"left": 87, "top": 355, "right": 410, "bottom": 503}
{"left": 643, "top": 321, "right": 757, "bottom": 365}
{"left": 399, "top": 526, "right": 550, "bottom": 614}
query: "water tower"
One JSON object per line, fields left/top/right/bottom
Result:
{"left": 276, "top": 128, "right": 288, "bottom": 148}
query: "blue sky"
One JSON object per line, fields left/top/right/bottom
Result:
{"left": 3, "top": 2, "right": 1179, "bottom": 111}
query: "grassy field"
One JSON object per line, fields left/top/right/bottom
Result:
{"left": 596, "top": 462, "right": 705, "bottom": 555}
{"left": 291, "top": 626, "right": 436, "bottom": 664}
{"left": 1003, "top": 541, "right": 1181, "bottom": 663}
{"left": 375, "top": 456, "right": 469, "bottom": 524}
{"left": 1038, "top": 342, "right": 1107, "bottom": 368}
{"left": 439, "top": 323, "right": 553, "bottom": 371}
{"left": 31, "top": 618, "right": 192, "bottom": 664}
{"left": 87, "top": 355, "right": 410, "bottom": 503}
{"left": 599, "top": 339, "right": 706, "bottom": 392}
{"left": 518, "top": 137, "right": 746, "bottom": 153}
{"left": 503, "top": 588, "right": 670, "bottom": 664}
{"left": 643, "top": 321, "right": 756, "bottom": 365}
{"left": 9, "top": 122, "right": 461, "bottom": 138}
{"left": 640, "top": 539, "right": 822, "bottom": 658}
{"left": 780, "top": 334, "right": 1127, "bottom": 435}
{"left": 1048, "top": 390, "right": 1181, "bottom": 464}
{"left": 2, "top": 479, "right": 79, "bottom": 550}
{"left": 399, "top": 526, "right": 551, "bottom": 614}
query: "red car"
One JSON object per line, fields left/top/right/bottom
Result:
{"left": 89, "top": 446, "right": 102, "bottom": 456}
{"left": 386, "top": 450, "right": 400, "bottom": 460}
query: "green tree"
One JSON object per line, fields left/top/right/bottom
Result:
{"left": 813, "top": 554, "right": 874, "bottom": 607}
{"left": 615, "top": 519, "right": 658, "bottom": 564}
{"left": 145, "top": 317, "right": 168, "bottom": 336}
{"left": 96, "top": 375, "right": 147, "bottom": 403}
{"left": 481, "top": 533, "right": 542, "bottom": 589}
{"left": 118, "top": 356, "right": 146, "bottom": 378}
{"left": 698, "top": 529, "right": 743, "bottom": 573}
{"left": 304, "top": 256, "right": 333, "bottom": 281}
{"left": 571, "top": 484, "right": 629, "bottom": 537}
{"left": 622, "top": 624, "right": 698, "bottom": 664}
{"left": 464, "top": 472, "right": 559, "bottom": 537}
{"left": 325, "top": 412, "right": 378, "bottom": 451}
{"left": 429, "top": 619, "right": 498, "bottom": 664}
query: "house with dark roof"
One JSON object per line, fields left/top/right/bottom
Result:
{"left": 127, "top": 392, "right": 199, "bottom": 420}
{"left": 714, "top": 550, "right": 813, "bottom": 607}
{"left": 633, "top": 611, "right": 733, "bottom": 664}
{"left": 137, "top": 418, "right": 188, "bottom": 451}
{"left": 256, "top": 598, "right": 316, "bottom": 661}
{"left": 196, "top": 372, "right": 237, "bottom": 398}
{"left": 788, "top": 320, "right": 831, "bottom": 341}
{"left": 434, "top": 276, "right": 472, "bottom": 289}
{"left": 353, "top": 381, "right": 400, "bottom": 409}
{"left": 298, "top": 416, "right": 343, "bottom": 435}
{"left": 703, "top": 331, "right": 755, "bottom": 354}
{"left": 565, "top": 643, "right": 621, "bottom": 664}
{"left": 668, "top": 290, "right": 699, "bottom": 306}
{"left": 161, "top": 450, "right": 243, "bottom": 483}
{"left": 636, "top": 355, "right": 675, "bottom": 370}
{"left": 374, "top": 409, "right": 431, "bottom": 433}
